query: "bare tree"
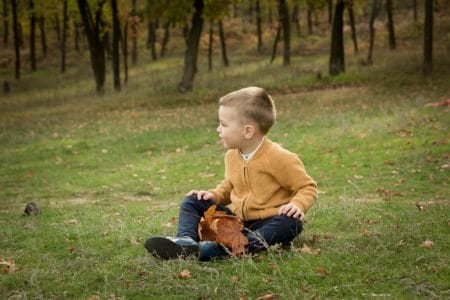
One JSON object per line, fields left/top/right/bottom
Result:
{"left": 12, "top": 0, "right": 20, "bottom": 79}
{"left": 29, "top": 0, "right": 37, "bottom": 71}
{"left": 348, "top": 0, "right": 358, "bottom": 53}
{"left": 329, "top": 0, "right": 345, "bottom": 75}
{"left": 423, "top": 0, "right": 433, "bottom": 75}
{"left": 367, "top": 0, "right": 381, "bottom": 64}
{"left": 279, "top": 0, "right": 290, "bottom": 66}
{"left": 386, "top": 0, "right": 396, "bottom": 50}
{"left": 111, "top": 0, "right": 121, "bottom": 90}
{"left": 178, "top": 0, "right": 204, "bottom": 92}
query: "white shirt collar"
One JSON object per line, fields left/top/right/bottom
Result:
{"left": 240, "top": 137, "right": 265, "bottom": 161}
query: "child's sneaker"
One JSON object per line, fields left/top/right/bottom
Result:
{"left": 144, "top": 236, "right": 198, "bottom": 259}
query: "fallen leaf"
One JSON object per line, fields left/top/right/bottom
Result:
{"left": 398, "top": 240, "right": 406, "bottom": 246}
{"left": 198, "top": 205, "right": 248, "bottom": 256}
{"left": 298, "top": 245, "right": 321, "bottom": 255}
{"left": 316, "top": 267, "right": 330, "bottom": 276}
{"left": 421, "top": 240, "right": 434, "bottom": 248}
{"left": 176, "top": 269, "right": 192, "bottom": 279}
{"left": 415, "top": 202, "right": 424, "bottom": 211}
{"left": 215, "top": 216, "right": 248, "bottom": 256}
{"left": 130, "top": 237, "right": 140, "bottom": 246}
{"left": 64, "top": 219, "right": 78, "bottom": 225}
{"left": 0, "top": 258, "right": 17, "bottom": 274}
{"left": 230, "top": 275, "right": 239, "bottom": 285}
{"left": 256, "top": 293, "right": 278, "bottom": 300}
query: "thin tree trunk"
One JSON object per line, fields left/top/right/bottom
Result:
{"left": 122, "top": 20, "right": 128, "bottom": 84}
{"left": 270, "top": 25, "right": 281, "bottom": 63}
{"left": 74, "top": 21, "right": 81, "bottom": 52}
{"left": 3, "top": 0, "right": 8, "bottom": 46}
{"left": 348, "top": 0, "right": 358, "bottom": 53}
{"left": 178, "top": 0, "right": 204, "bottom": 92}
{"left": 208, "top": 21, "right": 213, "bottom": 71}
{"left": 218, "top": 20, "right": 228, "bottom": 67}
{"left": 61, "top": 0, "right": 68, "bottom": 73}
{"left": 423, "top": 0, "right": 433, "bottom": 75}
{"left": 386, "top": 0, "right": 396, "bottom": 49}
{"left": 256, "top": 0, "right": 263, "bottom": 52}
{"left": 29, "top": 0, "right": 37, "bottom": 71}
{"left": 279, "top": 0, "right": 290, "bottom": 66}
{"left": 131, "top": 0, "right": 137, "bottom": 65}
{"left": 160, "top": 21, "right": 170, "bottom": 57}
{"left": 367, "top": 0, "right": 381, "bottom": 64}
{"left": 54, "top": 14, "right": 61, "bottom": 44}
{"left": 39, "top": 16, "right": 47, "bottom": 57}
{"left": 329, "top": 0, "right": 345, "bottom": 76}
{"left": 307, "top": 6, "right": 313, "bottom": 34}
{"left": 76, "top": 0, "right": 106, "bottom": 95}
{"left": 328, "top": 0, "right": 333, "bottom": 24}
{"left": 12, "top": 0, "right": 20, "bottom": 79}
{"left": 413, "top": 0, "right": 418, "bottom": 22}
{"left": 292, "top": 4, "right": 301, "bottom": 37}
{"left": 111, "top": 0, "right": 121, "bottom": 91}
{"left": 147, "top": 20, "right": 157, "bottom": 60}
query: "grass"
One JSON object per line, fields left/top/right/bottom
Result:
{"left": 1, "top": 16, "right": 450, "bottom": 299}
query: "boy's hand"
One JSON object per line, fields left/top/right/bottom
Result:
{"left": 186, "top": 190, "right": 215, "bottom": 201}
{"left": 278, "top": 204, "right": 305, "bottom": 221}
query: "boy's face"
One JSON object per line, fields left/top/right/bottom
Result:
{"left": 217, "top": 106, "right": 246, "bottom": 150}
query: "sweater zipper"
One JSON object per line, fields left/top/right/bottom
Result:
{"left": 242, "top": 160, "right": 249, "bottom": 220}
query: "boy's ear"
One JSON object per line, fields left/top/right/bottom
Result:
{"left": 243, "top": 124, "right": 256, "bottom": 139}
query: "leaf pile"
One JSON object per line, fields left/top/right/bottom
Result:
{"left": 198, "top": 205, "right": 248, "bottom": 256}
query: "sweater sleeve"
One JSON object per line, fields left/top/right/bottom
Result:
{"left": 208, "top": 151, "right": 233, "bottom": 205}
{"left": 272, "top": 150, "right": 318, "bottom": 213}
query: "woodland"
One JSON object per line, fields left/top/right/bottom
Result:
{"left": 0, "top": 0, "right": 449, "bottom": 299}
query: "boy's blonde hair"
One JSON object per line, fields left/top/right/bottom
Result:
{"left": 219, "top": 87, "right": 276, "bottom": 134}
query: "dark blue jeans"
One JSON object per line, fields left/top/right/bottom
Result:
{"left": 177, "top": 195, "right": 303, "bottom": 253}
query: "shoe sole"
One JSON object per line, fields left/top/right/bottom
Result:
{"left": 145, "top": 237, "right": 198, "bottom": 259}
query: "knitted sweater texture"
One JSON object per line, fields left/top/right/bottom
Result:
{"left": 210, "top": 138, "right": 317, "bottom": 221}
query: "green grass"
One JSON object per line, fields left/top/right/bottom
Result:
{"left": 1, "top": 27, "right": 450, "bottom": 299}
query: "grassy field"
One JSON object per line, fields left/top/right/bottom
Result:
{"left": 1, "top": 14, "right": 450, "bottom": 299}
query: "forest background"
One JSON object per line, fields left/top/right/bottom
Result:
{"left": 0, "top": 0, "right": 449, "bottom": 299}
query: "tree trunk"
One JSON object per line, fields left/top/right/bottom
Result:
{"left": 111, "top": 0, "right": 121, "bottom": 91}
{"left": 54, "top": 14, "right": 61, "bottom": 44}
{"left": 413, "top": 0, "right": 418, "bottom": 22}
{"left": 307, "top": 6, "right": 313, "bottom": 35}
{"left": 348, "top": 0, "right": 358, "bottom": 53}
{"left": 39, "top": 16, "right": 47, "bottom": 57}
{"left": 160, "top": 22, "right": 170, "bottom": 57}
{"left": 218, "top": 20, "right": 228, "bottom": 67}
{"left": 131, "top": 0, "right": 137, "bottom": 65}
{"left": 367, "top": 0, "right": 381, "bottom": 64}
{"left": 29, "top": 0, "right": 37, "bottom": 71}
{"left": 178, "top": 0, "right": 204, "bottom": 93}
{"left": 256, "top": 0, "right": 263, "bottom": 52}
{"left": 147, "top": 20, "right": 157, "bottom": 61}
{"left": 292, "top": 4, "right": 300, "bottom": 37}
{"left": 76, "top": 0, "right": 106, "bottom": 95}
{"left": 423, "top": 0, "right": 433, "bottom": 75}
{"left": 61, "top": 0, "right": 68, "bottom": 73}
{"left": 385, "top": 0, "right": 396, "bottom": 50}
{"left": 328, "top": 0, "right": 333, "bottom": 24}
{"left": 12, "top": 0, "right": 20, "bottom": 79}
{"left": 279, "top": 0, "right": 290, "bottom": 66}
{"left": 122, "top": 20, "right": 128, "bottom": 84}
{"left": 74, "top": 21, "right": 81, "bottom": 52}
{"left": 270, "top": 25, "right": 281, "bottom": 63}
{"left": 208, "top": 21, "right": 213, "bottom": 71}
{"left": 3, "top": 0, "right": 8, "bottom": 46}
{"left": 329, "top": 0, "right": 345, "bottom": 76}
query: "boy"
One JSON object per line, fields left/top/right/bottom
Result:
{"left": 145, "top": 87, "right": 317, "bottom": 261}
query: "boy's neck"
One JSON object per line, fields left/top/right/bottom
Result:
{"left": 239, "top": 135, "right": 265, "bottom": 155}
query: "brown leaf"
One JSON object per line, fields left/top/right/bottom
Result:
{"left": 0, "top": 258, "right": 17, "bottom": 274}
{"left": 298, "top": 245, "right": 321, "bottom": 255}
{"left": 256, "top": 293, "right": 278, "bottom": 300}
{"left": 215, "top": 216, "right": 248, "bottom": 256}
{"left": 316, "top": 267, "right": 330, "bottom": 276}
{"left": 421, "top": 240, "right": 434, "bottom": 248}
{"left": 176, "top": 269, "right": 192, "bottom": 279}
{"left": 198, "top": 217, "right": 217, "bottom": 241}
{"left": 198, "top": 205, "right": 249, "bottom": 255}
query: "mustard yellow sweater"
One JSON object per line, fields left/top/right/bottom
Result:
{"left": 210, "top": 138, "right": 318, "bottom": 221}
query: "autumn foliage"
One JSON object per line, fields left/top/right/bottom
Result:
{"left": 198, "top": 205, "right": 248, "bottom": 256}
